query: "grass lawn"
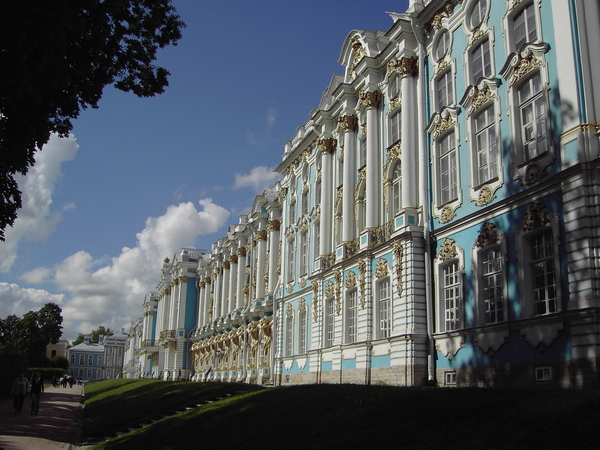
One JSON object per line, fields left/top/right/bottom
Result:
{"left": 85, "top": 380, "right": 600, "bottom": 450}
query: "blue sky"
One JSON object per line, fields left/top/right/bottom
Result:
{"left": 0, "top": 0, "right": 409, "bottom": 342}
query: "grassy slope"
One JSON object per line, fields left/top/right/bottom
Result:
{"left": 86, "top": 381, "right": 600, "bottom": 450}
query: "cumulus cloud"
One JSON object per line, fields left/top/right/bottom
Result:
{"left": 4, "top": 198, "right": 230, "bottom": 341}
{"left": 233, "top": 166, "right": 280, "bottom": 193}
{"left": 0, "top": 283, "right": 66, "bottom": 318}
{"left": 0, "top": 134, "right": 78, "bottom": 273}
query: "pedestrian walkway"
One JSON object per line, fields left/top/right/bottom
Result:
{"left": 0, "top": 384, "right": 85, "bottom": 450}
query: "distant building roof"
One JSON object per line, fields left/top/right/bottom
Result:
{"left": 68, "top": 343, "right": 105, "bottom": 353}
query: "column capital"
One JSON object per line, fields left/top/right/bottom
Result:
{"left": 268, "top": 219, "right": 280, "bottom": 232}
{"left": 360, "top": 90, "right": 381, "bottom": 110}
{"left": 388, "top": 56, "right": 419, "bottom": 78}
{"left": 339, "top": 115, "right": 358, "bottom": 132}
{"left": 317, "top": 137, "right": 337, "bottom": 155}
{"left": 237, "top": 246, "right": 247, "bottom": 257}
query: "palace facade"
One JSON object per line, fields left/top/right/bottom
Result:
{"left": 125, "top": 0, "right": 600, "bottom": 388}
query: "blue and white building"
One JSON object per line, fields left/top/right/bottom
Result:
{"left": 127, "top": 0, "right": 600, "bottom": 388}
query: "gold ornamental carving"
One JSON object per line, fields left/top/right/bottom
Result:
{"left": 286, "top": 303, "right": 294, "bottom": 317}
{"left": 360, "top": 90, "right": 381, "bottom": 110}
{"left": 432, "top": 114, "right": 456, "bottom": 140}
{"left": 349, "top": 36, "right": 366, "bottom": 79}
{"left": 439, "top": 205, "right": 456, "bottom": 224}
{"left": 237, "top": 247, "right": 247, "bottom": 258}
{"left": 299, "top": 298, "right": 307, "bottom": 312}
{"left": 339, "top": 115, "right": 358, "bottom": 133}
{"left": 311, "top": 280, "right": 319, "bottom": 321}
{"left": 388, "top": 56, "right": 418, "bottom": 79}
{"left": 222, "top": 261, "right": 230, "bottom": 270}
{"left": 521, "top": 202, "right": 551, "bottom": 233}
{"left": 268, "top": 220, "right": 281, "bottom": 232}
{"left": 280, "top": 187, "right": 288, "bottom": 200}
{"left": 509, "top": 53, "right": 542, "bottom": 87}
{"left": 358, "top": 259, "right": 367, "bottom": 309}
{"left": 393, "top": 240, "right": 404, "bottom": 296}
{"left": 438, "top": 238, "right": 458, "bottom": 262}
{"left": 179, "top": 276, "right": 188, "bottom": 284}
{"left": 204, "top": 276, "right": 211, "bottom": 284}
{"left": 257, "top": 230, "right": 268, "bottom": 241}
{"left": 467, "top": 86, "right": 496, "bottom": 117}
{"left": 476, "top": 185, "right": 495, "bottom": 206}
{"left": 199, "top": 281, "right": 206, "bottom": 290}
{"left": 229, "top": 254, "right": 238, "bottom": 264}
{"left": 425, "top": 1, "right": 454, "bottom": 34}
{"left": 523, "top": 163, "right": 542, "bottom": 185}
{"left": 345, "top": 270, "right": 357, "bottom": 289}
{"left": 475, "top": 222, "right": 501, "bottom": 248}
{"left": 375, "top": 258, "right": 389, "bottom": 278}
{"left": 334, "top": 270, "right": 343, "bottom": 315}
{"left": 317, "top": 137, "right": 337, "bottom": 155}
{"left": 324, "top": 280, "right": 335, "bottom": 298}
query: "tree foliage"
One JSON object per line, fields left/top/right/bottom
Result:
{"left": 72, "top": 325, "right": 114, "bottom": 346}
{"left": 0, "top": 302, "right": 64, "bottom": 367}
{"left": 0, "top": 0, "right": 185, "bottom": 240}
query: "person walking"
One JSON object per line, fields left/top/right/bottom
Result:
{"left": 10, "top": 372, "right": 29, "bottom": 414}
{"left": 30, "top": 371, "right": 44, "bottom": 415}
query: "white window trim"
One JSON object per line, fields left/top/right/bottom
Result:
{"left": 285, "top": 308, "right": 294, "bottom": 357}
{"left": 472, "top": 223, "right": 508, "bottom": 326}
{"left": 345, "top": 288, "right": 359, "bottom": 344}
{"left": 463, "top": 0, "right": 491, "bottom": 33}
{"left": 435, "top": 238, "right": 465, "bottom": 333}
{"left": 298, "top": 307, "right": 308, "bottom": 355}
{"left": 502, "top": 0, "right": 543, "bottom": 55}
{"left": 428, "top": 107, "right": 463, "bottom": 223}
{"left": 375, "top": 277, "right": 392, "bottom": 340}
{"left": 500, "top": 43, "right": 552, "bottom": 184}
{"left": 463, "top": 26, "right": 496, "bottom": 87}
{"left": 516, "top": 203, "right": 562, "bottom": 319}
{"left": 460, "top": 78, "right": 503, "bottom": 205}
{"left": 323, "top": 296, "right": 336, "bottom": 348}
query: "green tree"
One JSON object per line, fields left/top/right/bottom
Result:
{"left": 0, "top": 302, "right": 63, "bottom": 366}
{"left": 72, "top": 326, "right": 114, "bottom": 346}
{"left": 0, "top": 0, "right": 185, "bottom": 240}
{"left": 51, "top": 355, "right": 69, "bottom": 371}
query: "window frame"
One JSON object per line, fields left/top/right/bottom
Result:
{"left": 298, "top": 307, "right": 307, "bottom": 354}
{"left": 324, "top": 296, "right": 336, "bottom": 348}
{"left": 435, "top": 239, "right": 464, "bottom": 333}
{"left": 376, "top": 277, "right": 392, "bottom": 339}
{"left": 285, "top": 311, "right": 294, "bottom": 357}
{"left": 345, "top": 288, "right": 359, "bottom": 344}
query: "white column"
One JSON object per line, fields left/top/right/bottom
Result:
{"left": 236, "top": 241, "right": 248, "bottom": 310}
{"left": 319, "top": 138, "right": 336, "bottom": 256}
{"left": 364, "top": 90, "right": 381, "bottom": 229}
{"left": 255, "top": 225, "right": 268, "bottom": 302}
{"left": 267, "top": 219, "right": 280, "bottom": 297}
{"left": 400, "top": 58, "right": 418, "bottom": 209}
{"left": 203, "top": 276, "right": 212, "bottom": 323}
{"left": 213, "top": 267, "right": 222, "bottom": 319}
{"left": 221, "top": 254, "right": 230, "bottom": 316}
{"left": 341, "top": 115, "right": 358, "bottom": 242}
{"left": 228, "top": 252, "right": 238, "bottom": 314}
{"left": 197, "top": 279, "right": 206, "bottom": 326}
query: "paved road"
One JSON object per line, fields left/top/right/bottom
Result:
{"left": 0, "top": 384, "right": 85, "bottom": 450}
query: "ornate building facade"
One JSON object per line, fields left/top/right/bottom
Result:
{"left": 127, "top": 0, "right": 600, "bottom": 388}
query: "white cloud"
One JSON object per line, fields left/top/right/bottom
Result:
{"left": 267, "top": 108, "right": 277, "bottom": 127}
{"left": 2, "top": 198, "right": 230, "bottom": 342}
{"left": 0, "top": 134, "right": 78, "bottom": 273}
{"left": 0, "top": 283, "right": 66, "bottom": 318}
{"left": 233, "top": 166, "right": 280, "bottom": 193}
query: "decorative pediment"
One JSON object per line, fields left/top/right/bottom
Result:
{"left": 459, "top": 78, "right": 500, "bottom": 116}
{"left": 345, "top": 270, "right": 357, "bottom": 289}
{"left": 427, "top": 106, "right": 460, "bottom": 140}
{"left": 375, "top": 258, "right": 390, "bottom": 278}
{"left": 475, "top": 222, "right": 501, "bottom": 248}
{"left": 438, "top": 238, "right": 458, "bottom": 262}
{"left": 500, "top": 43, "right": 550, "bottom": 87}
{"left": 520, "top": 202, "right": 554, "bottom": 233}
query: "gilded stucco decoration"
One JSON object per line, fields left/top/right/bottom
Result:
{"left": 263, "top": 254, "right": 269, "bottom": 288}
{"left": 324, "top": 280, "right": 335, "bottom": 298}
{"left": 431, "top": 113, "right": 457, "bottom": 140}
{"left": 466, "top": 86, "right": 496, "bottom": 117}
{"left": 299, "top": 276, "right": 307, "bottom": 288}
{"left": 286, "top": 303, "right": 294, "bottom": 317}
{"left": 312, "top": 204, "right": 321, "bottom": 224}
{"left": 268, "top": 220, "right": 280, "bottom": 232}
{"left": 334, "top": 270, "right": 342, "bottom": 315}
{"left": 359, "top": 90, "right": 382, "bottom": 110}
{"left": 521, "top": 202, "right": 553, "bottom": 233}
{"left": 438, "top": 238, "right": 458, "bottom": 262}
{"left": 349, "top": 36, "right": 366, "bottom": 80}
{"left": 339, "top": 115, "right": 358, "bottom": 133}
{"left": 243, "top": 266, "right": 250, "bottom": 305}
{"left": 345, "top": 270, "right": 357, "bottom": 289}
{"left": 311, "top": 280, "right": 319, "bottom": 321}
{"left": 286, "top": 281, "right": 294, "bottom": 293}
{"left": 358, "top": 259, "right": 367, "bottom": 308}
{"left": 393, "top": 241, "right": 404, "bottom": 296}
{"left": 523, "top": 162, "right": 542, "bottom": 185}
{"left": 299, "top": 298, "right": 307, "bottom": 312}
{"left": 257, "top": 230, "right": 268, "bottom": 241}
{"left": 505, "top": 49, "right": 546, "bottom": 87}
{"left": 439, "top": 205, "right": 456, "bottom": 224}
{"left": 359, "top": 123, "right": 367, "bottom": 140}
{"left": 375, "top": 258, "right": 389, "bottom": 279}
{"left": 354, "top": 167, "right": 366, "bottom": 200}
{"left": 277, "top": 241, "right": 281, "bottom": 277}
{"left": 475, "top": 222, "right": 501, "bottom": 248}
{"left": 222, "top": 261, "right": 230, "bottom": 271}
{"left": 317, "top": 137, "right": 337, "bottom": 155}
{"left": 229, "top": 254, "right": 238, "bottom": 264}
{"left": 425, "top": 1, "right": 454, "bottom": 34}
{"left": 280, "top": 187, "right": 288, "bottom": 200}
{"left": 286, "top": 226, "right": 296, "bottom": 241}
{"left": 237, "top": 247, "right": 247, "bottom": 258}
{"left": 299, "top": 216, "right": 310, "bottom": 233}
{"left": 389, "top": 56, "right": 418, "bottom": 79}
{"left": 476, "top": 185, "right": 495, "bottom": 206}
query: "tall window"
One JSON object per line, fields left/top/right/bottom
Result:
{"left": 300, "top": 230, "right": 309, "bottom": 275}
{"left": 443, "top": 261, "right": 462, "bottom": 331}
{"left": 390, "top": 111, "right": 401, "bottom": 145}
{"left": 285, "top": 314, "right": 294, "bottom": 356}
{"left": 98, "top": 355, "right": 103, "bottom": 366}
{"left": 325, "top": 297, "right": 335, "bottom": 348}
{"left": 439, "top": 131, "right": 458, "bottom": 205}
{"left": 88, "top": 355, "right": 93, "bottom": 366}
{"left": 435, "top": 29, "right": 451, "bottom": 61}
{"left": 346, "top": 289, "right": 358, "bottom": 343}
{"left": 392, "top": 161, "right": 402, "bottom": 216}
{"left": 530, "top": 230, "right": 557, "bottom": 315}
{"left": 514, "top": 2, "right": 538, "bottom": 50}
{"left": 475, "top": 106, "right": 498, "bottom": 184}
{"left": 87, "top": 369, "right": 92, "bottom": 378}
{"left": 469, "top": 0, "right": 488, "bottom": 29}
{"left": 302, "top": 191, "right": 309, "bottom": 216}
{"left": 298, "top": 309, "right": 307, "bottom": 354}
{"left": 70, "top": 354, "right": 75, "bottom": 364}
{"left": 518, "top": 73, "right": 547, "bottom": 161}
{"left": 314, "top": 223, "right": 320, "bottom": 257}
{"left": 482, "top": 248, "right": 504, "bottom": 323}
{"left": 79, "top": 355, "right": 84, "bottom": 365}
{"left": 287, "top": 238, "right": 296, "bottom": 281}
{"left": 472, "top": 39, "right": 492, "bottom": 82}
{"left": 378, "top": 279, "right": 391, "bottom": 339}
{"left": 437, "top": 70, "right": 454, "bottom": 111}
{"left": 389, "top": 74, "right": 401, "bottom": 99}
{"left": 359, "top": 138, "right": 367, "bottom": 168}
{"left": 315, "top": 179, "right": 322, "bottom": 204}
{"left": 289, "top": 201, "right": 297, "bottom": 225}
